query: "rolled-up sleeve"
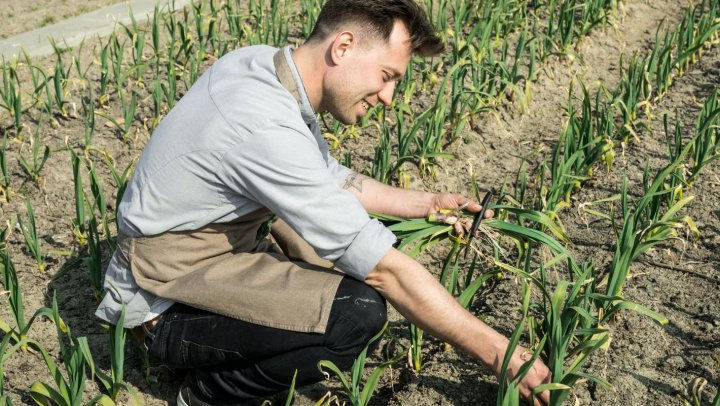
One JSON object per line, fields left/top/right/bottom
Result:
{"left": 218, "top": 123, "right": 395, "bottom": 280}
{"left": 326, "top": 155, "right": 351, "bottom": 185}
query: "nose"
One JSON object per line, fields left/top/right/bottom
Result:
{"left": 377, "top": 81, "right": 396, "bottom": 105}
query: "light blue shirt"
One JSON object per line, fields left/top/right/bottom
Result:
{"left": 95, "top": 45, "right": 396, "bottom": 327}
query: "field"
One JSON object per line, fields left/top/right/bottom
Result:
{"left": 0, "top": 0, "right": 719, "bottom": 405}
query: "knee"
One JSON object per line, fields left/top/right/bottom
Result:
{"left": 350, "top": 285, "right": 388, "bottom": 343}
{"left": 325, "top": 278, "right": 387, "bottom": 355}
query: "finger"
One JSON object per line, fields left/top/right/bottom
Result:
{"left": 535, "top": 396, "right": 548, "bottom": 406}
{"left": 465, "top": 200, "right": 482, "bottom": 212}
{"left": 452, "top": 195, "right": 481, "bottom": 212}
{"left": 483, "top": 208, "right": 495, "bottom": 219}
{"left": 453, "top": 222, "right": 465, "bottom": 237}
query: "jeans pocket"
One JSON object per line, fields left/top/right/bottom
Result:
{"left": 148, "top": 313, "right": 248, "bottom": 368}
{"left": 180, "top": 340, "right": 247, "bottom": 367}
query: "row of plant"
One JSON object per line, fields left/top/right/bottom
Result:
{"left": 354, "top": 0, "right": 720, "bottom": 401}
{"left": 362, "top": 80, "right": 720, "bottom": 406}
{"left": 365, "top": 0, "right": 621, "bottom": 184}
{"left": 509, "top": 0, "right": 719, "bottom": 220}
{"left": 487, "top": 1, "right": 720, "bottom": 400}
{"left": 613, "top": 0, "right": 719, "bottom": 141}
{"left": 487, "top": 0, "right": 720, "bottom": 395}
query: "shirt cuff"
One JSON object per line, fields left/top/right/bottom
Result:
{"left": 334, "top": 218, "right": 396, "bottom": 280}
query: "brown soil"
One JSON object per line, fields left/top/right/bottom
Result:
{"left": 1, "top": 1, "right": 719, "bottom": 405}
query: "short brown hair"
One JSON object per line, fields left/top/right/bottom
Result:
{"left": 306, "top": 0, "right": 444, "bottom": 57}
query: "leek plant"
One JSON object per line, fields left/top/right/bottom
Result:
{"left": 109, "top": 35, "right": 126, "bottom": 94}
{"left": 299, "top": 0, "right": 324, "bottom": 38}
{"left": 414, "top": 103, "right": 457, "bottom": 178}
{"left": 71, "top": 149, "right": 87, "bottom": 245}
{"left": 87, "top": 158, "right": 107, "bottom": 219}
{"left": 17, "top": 199, "right": 45, "bottom": 272}
{"left": 224, "top": 0, "right": 245, "bottom": 47}
{"left": 103, "top": 153, "right": 135, "bottom": 223}
{"left": 188, "top": 0, "right": 217, "bottom": 60}
{"left": 175, "top": 8, "right": 195, "bottom": 63}
{"left": 0, "top": 131, "right": 10, "bottom": 201}
{"left": 184, "top": 49, "right": 204, "bottom": 88}
{"left": 496, "top": 280, "right": 564, "bottom": 406}
{"left": 604, "top": 149, "right": 696, "bottom": 302}
{"left": 318, "top": 323, "right": 401, "bottom": 406}
{"left": 243, "top": 0, "right": 289, "bottom": 47}
{"left": 29, "top": 295, "right": 115, "bottom": 406}
{"left": 120, "top": 13, "right": 148, "bottom": 85}
{"left": 541, "top": 82, "right": 612, "bottom": 216}
{"left": 369, "top": 90, "right": 427, "bottom": 184}
{"left": 545, "top": 0, "right": 577, "bottom": 58}
{"left": 18, "top": 121, "right": 50, "bottom": 185}
{"left": 661, "top": 114, "right": 685, "bottom": 207}
{"left": 688, "top": 90, "right": 720, "bottom": 184}
{"left": 85, "top": 217, "right": 104, "bottom": 299}
{"left": 92, "top": 303, "right": 141, "bottom": 403}
{"left": 150, "top": 3, "right": 163, "bottom": 60}
{"left": 672, "top": 0, "right": 720, "bottom": 78}
{"left": 647, "top": 25, "right": 676, "bottom": 102}
{"left": 52, "top": 58, "right": 69, "bottom": 117}
{"left": 0, "top": 249, "right": 55, "bottom": 349}
{"left": 70, "top": 39, "right": 92, "bottom": 85}
{"left": 613, "top": 53, "right": 651, "bottom": 141}
{"left": 541, "top": 0, "right": 617, "bottom": 60}
{"left": 98, "top": 34, "right": 113, "bottom": 105}
{"left": 163, "top": 57, "right": 179, "bottom": 110}
{"left": 496, "top": 249, "right": 668, "bottom": 405}
{"left": 368, "top": 122, "right": 394, "bottom": 184}
{"left": 151, "top": 77, "right": 164, "bottom": 130}
{"left": 408, "top": 323, "right": 423, "bottom": 373}
{"left": 0, "top": 61, "right": 24, "bottom": 131}
{"left": 283, "top": 370, "right": 298, "bottom": 406}
{"left": 678, "top": 377, "right": 720, "bottom": 406}
{"left": 24, "top": 53, "right": 53, "bottom": 120}
{"left": 97, "top": 89, "right": 138, "bottom": 141}
{"left": 82, "top": 88, "right": 96, "bottom": 150}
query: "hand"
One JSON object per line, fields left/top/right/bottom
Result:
{"left": 428, "top": 193, "right": 494, "bottom": 237}
{"left": 504, "top": 345, "right": 552, "bottom": 406}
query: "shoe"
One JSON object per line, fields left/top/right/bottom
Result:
{"left": 177, "top": 373, "right": 212, "bottom": 406}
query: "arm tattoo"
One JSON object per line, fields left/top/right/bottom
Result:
{"left": 342, "top": 171, "right": 367, "bottom": 193}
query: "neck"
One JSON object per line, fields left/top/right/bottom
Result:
{"left": 291, "top": 44, "right": 325, "bottom": 113}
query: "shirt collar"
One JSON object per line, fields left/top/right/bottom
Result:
{"left": 273, "top": 46, "right": 317, "bottom": 125}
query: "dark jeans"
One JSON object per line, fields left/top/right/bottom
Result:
{"left": 145, "top": 277, "right": 387, "bottom": 404}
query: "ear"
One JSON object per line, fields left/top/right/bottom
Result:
{"left": 329, "top": 31, "right": 356, "bottom": 65}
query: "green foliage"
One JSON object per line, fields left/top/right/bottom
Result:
{"left": 17, "top": 199, "right": 45, "bottom": 272}
{"left": 318, "top": 323, "right": 401, "bottom": 406}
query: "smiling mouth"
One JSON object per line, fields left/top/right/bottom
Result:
{"left": 361, "top": 100, "right": 371, "bottom": 113}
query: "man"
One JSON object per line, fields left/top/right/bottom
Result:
{"left": 95, "top": 0, "right": 551, "bottom": 404}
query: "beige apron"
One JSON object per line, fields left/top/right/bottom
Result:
{"left": 129, "top": 209, "right": 344, "bottom": 334}
{"left": 128, "top": 49, "right": 346, "bottom": 334}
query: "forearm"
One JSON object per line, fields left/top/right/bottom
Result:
{"left": 365, "top": 248, "right": 509, "bottom": 370}
{"left": 341, "top": 171, "right": 435, "bottom": 218}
